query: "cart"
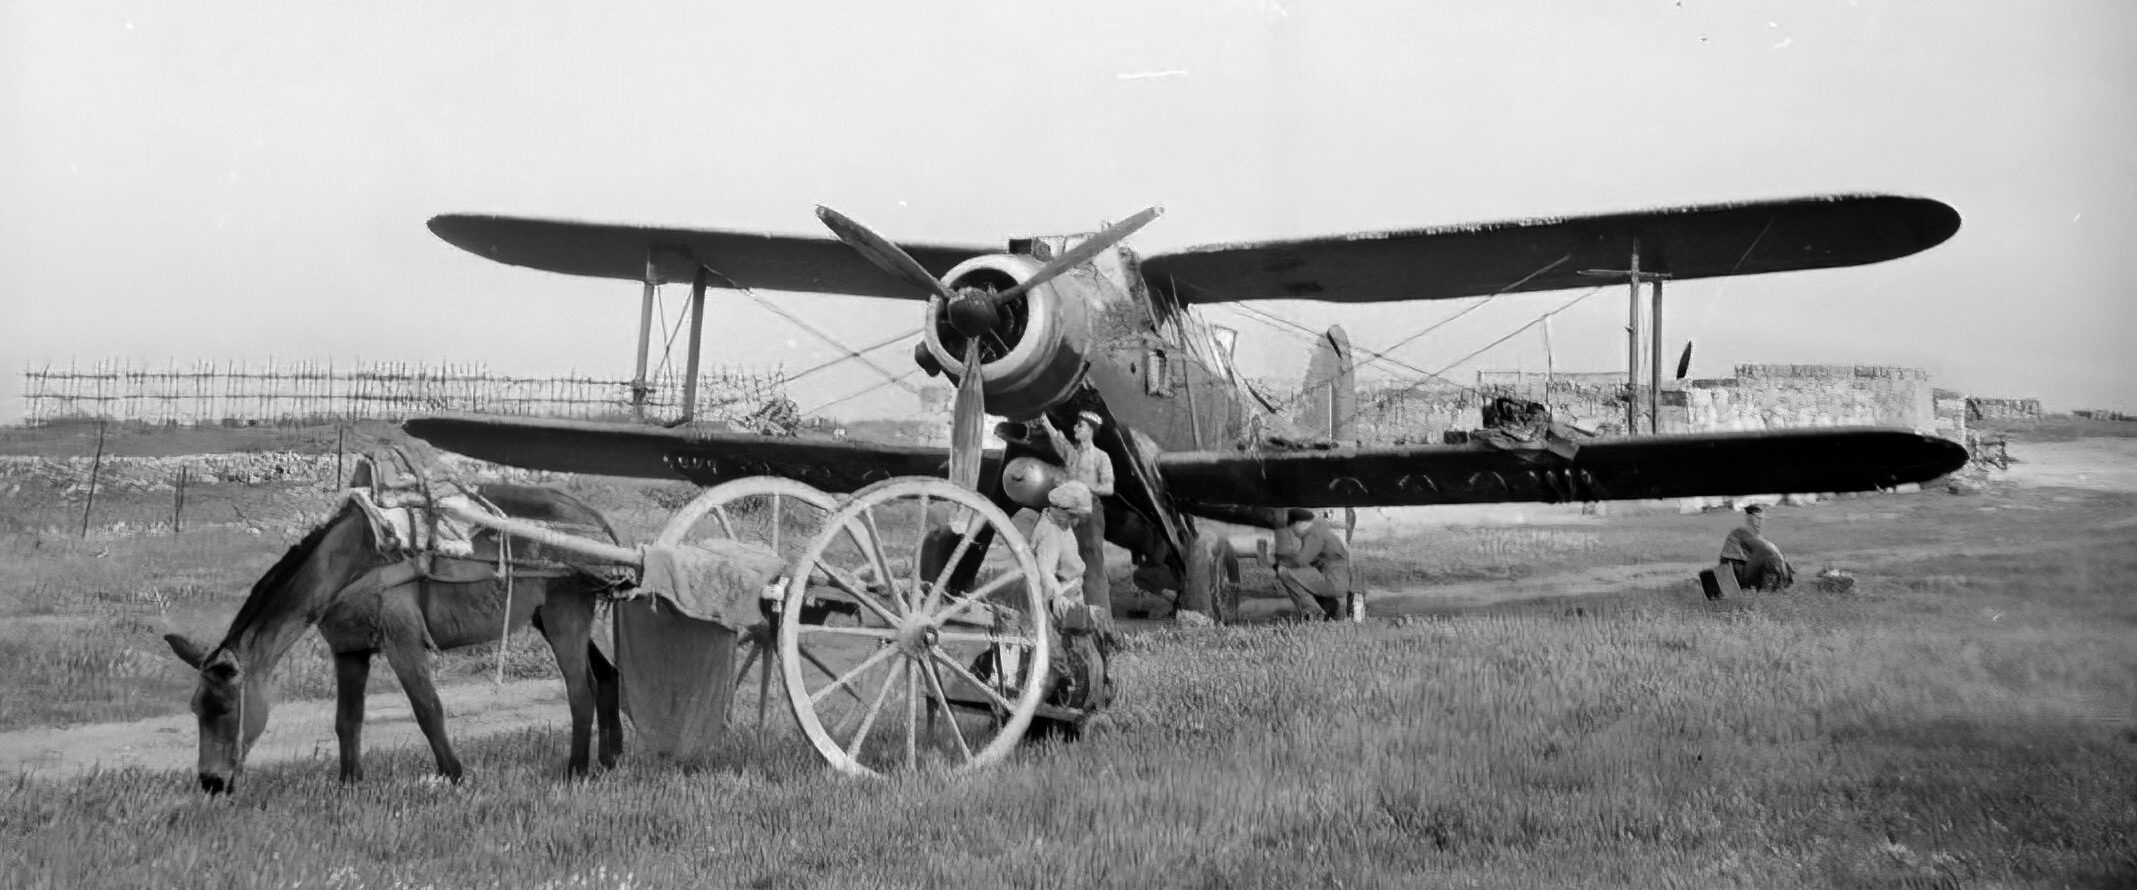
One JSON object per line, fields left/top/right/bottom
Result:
{"left": 441, "top": 473, "right": 1103, "bottom": 778}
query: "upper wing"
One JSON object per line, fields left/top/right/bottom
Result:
{"left": 1139, "top": 194, "right": 1959, "bottom": 304}
{"left": 1155, "top": 427, "right": 1967, "bottom": 509}
{"left": 403, "top": 414, "right": 992, "bottom": 491}
{"left": 427, "top": 214, "right": 994, "bottom": 297}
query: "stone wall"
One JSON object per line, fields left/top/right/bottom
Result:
{"left": 1349, "top": 364, "right": 1943, "bottom": 445}
{"left": 1966, "top": 397, "right": 2042, "bottom": 420}
{"left": 1680, "top": 364, "right": 1935, "bottom": 435}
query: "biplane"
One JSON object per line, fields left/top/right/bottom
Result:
{"left": 405, "top": 194, "right": 1968, "bottom": 621}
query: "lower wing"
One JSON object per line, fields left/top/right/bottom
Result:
{"left": 1155, "top": 427, "right": 1966, "bottom": 510}
{"left": 402, "top": 414, "right": 993, "bottom": 492}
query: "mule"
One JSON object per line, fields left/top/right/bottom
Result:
{"left": 163, "top": 483, "right": 626, "bottom": 793}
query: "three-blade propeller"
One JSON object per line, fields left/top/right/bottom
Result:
{"left": 814, "top": 204, "right": 1161, "bottom": 494}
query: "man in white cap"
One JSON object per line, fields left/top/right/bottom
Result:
{"left": 1036, "top": 409, "right": 1117, "bottom": 614}
{"left": 1030, "top": 481, "right": 1091, "bottom": 614}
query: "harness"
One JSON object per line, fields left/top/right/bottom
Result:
{"left": 344, "top": 445, "right": 617, "bottom": 681}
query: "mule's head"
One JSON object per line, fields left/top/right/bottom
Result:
{"left": 165, "top": 633, "right": 271, "bottom": 794}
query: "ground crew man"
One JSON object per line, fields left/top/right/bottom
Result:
{"left": 1719, "top": 504, "right": 1795, "bottom": 591}
{"left": 1030, "top": 481, "right": 1091, "bottom": 616}
{"left": 1273, "top": 508, "right": 1356, "bottom": 620}
{"left": 1037, "top": 410, "right": 1116, "bottom": 614}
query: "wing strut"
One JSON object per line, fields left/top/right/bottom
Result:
{"left": 633, "top": 249, "right": 658, "bottom": 419}
{"left": 680, "top": 265, "right": 710, "bottom": 423}
{"left": 1579, "top": 240, "right": 1672, "bottom": 435}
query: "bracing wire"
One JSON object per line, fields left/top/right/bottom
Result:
{"left": 692, "top": 265, "right": 924, "bottom": 397}
{"left": 804, "top": 368, "right": 926, "bottom": 416}
{"left": 645, "top": 287, "right": 694, "bottom": 385}
{"left": 785, "top": 329, "right": 924, "bottom": 387}
{"left": 1332, "top": 285, "right": 1607, "bottom": 432}
{"left": 1189, "top": 252, "right": 1573, "bottom": 417}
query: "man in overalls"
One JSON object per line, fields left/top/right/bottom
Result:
{"left": 1274, "top": 508, "right": 1356, "bottom": 620}
{"left": 1038, "top": 410, "right": 1116, "bottom": 615}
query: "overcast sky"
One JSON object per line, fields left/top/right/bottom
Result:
{"left": 4, "top": 0, "right": 2132, "bottom": 422}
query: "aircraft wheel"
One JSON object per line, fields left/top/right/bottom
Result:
{"left": 779, "top": 477, "right": 1050, "bottom": 777}
{"left": 1180, "top": 533, "right": 1238, "bottom": 624}
{"left": 655, "top": 477, "right": 842, "bottom": 732}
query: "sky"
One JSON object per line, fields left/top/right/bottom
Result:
{"left": 4, "top": 0, "right": 2133, "bottom": 423}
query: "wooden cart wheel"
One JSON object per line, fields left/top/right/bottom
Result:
{"left": 655, "top": 477, "right": 841, "bottom": 730}
{"left": 778, "top": 477, "right": 1050, "bottom": 777}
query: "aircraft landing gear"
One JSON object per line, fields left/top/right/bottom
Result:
{"left": 1176, "top": 533, "right": 1240, "bottom": 624}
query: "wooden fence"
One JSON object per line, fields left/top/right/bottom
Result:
{"left": 21, "top": 359, "right": 787, "bottom": 426}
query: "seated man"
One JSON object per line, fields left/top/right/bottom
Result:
{"left": 1029, "top": 481, "right": 1092, "bottom": 619}
{"left": 1719, "top": 504, "right": 1795, "bottom": 591}
{"left": 1273, "top": 508, "right": 1357, "bottom": 620}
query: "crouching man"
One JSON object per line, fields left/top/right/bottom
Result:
{"left": 1030, "top": 481, "right": 1092, "bottom": 618}
{"left": 1719, "top": 504, "right": 1795, "bottom": 591}
{"left": 1273, "top": 508, "right": 1360, "bottom": 621}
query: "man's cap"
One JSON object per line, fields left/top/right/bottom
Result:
{"left": 1076, "top": 410, "right": 1103, "bottom": 428}
{"left": 1744, "top": 504, "right": 1765, "bottom": 515}
{"left": 1048, "top": 481, "right": 1094, "bottom": 516}
{"left": 1286, "top": 507, "right": 1317, "bottom": 524}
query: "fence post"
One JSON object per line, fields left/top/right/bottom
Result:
{"left": 80, "top": 419, "right": 107, "bottom": 538}
{"left": 173, "top": 465, "right": 188, "bottom": 535}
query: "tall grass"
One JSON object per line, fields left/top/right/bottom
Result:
{"left": 6, "top": 530, "right": 2133, "bottom": 888}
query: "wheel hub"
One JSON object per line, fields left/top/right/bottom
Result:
{"left": 896, "top": 616, "right": 941, "bottom": 655}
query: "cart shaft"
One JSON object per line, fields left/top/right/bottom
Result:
{"left": 438, "top": 501, "right": 641, "bottom": 566}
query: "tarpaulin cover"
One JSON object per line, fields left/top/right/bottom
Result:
{"left": 631, "top": 539, "right": 788, "bottom": 631}
{"left": 614, "top": 538, "right": 787, "bottom": 763}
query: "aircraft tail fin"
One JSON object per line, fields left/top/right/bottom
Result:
{"left": 1291, "top": 325, "right": 1356, "bottom": 442}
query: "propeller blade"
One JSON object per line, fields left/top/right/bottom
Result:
{"left": 948, "top": 339, "right": 987, "bottom": 491}
{"left": 815, "top": 206, "right": 960, "bottom": 303}
{"left": 1676, "top": 341, "right": 1694, "bottom": 380}
{"left": 994, "top": 206, "right": 1163, "bottom": 304}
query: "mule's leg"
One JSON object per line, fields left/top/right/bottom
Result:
{"left": 381, "top": 638, "right": 462, "bottom": 782}
{"left": 531, "top": 594, "right": 598, "bottom": 777}
{"left": 589, "top": 639, "right": 623, "bottom": 768}
{"left": 333, "top": 650, "right": 374, "bottom": 783}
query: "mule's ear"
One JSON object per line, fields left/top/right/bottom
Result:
{"left": 165, "top": 633, "right": 211, "bottom": 669}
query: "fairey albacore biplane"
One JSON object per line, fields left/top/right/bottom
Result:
{"left": 404, "top": 195, "right": 1968, "bottom": 621}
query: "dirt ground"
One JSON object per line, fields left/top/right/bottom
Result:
{"left": 6, "top": 437, "right": 2133, "bottom": 780}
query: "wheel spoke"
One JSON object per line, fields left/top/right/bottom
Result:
{"left": 926, "top": 509, "right": 985, "bottom": 614}
{"left": 816, "top": 563, "right": 902, "bottom": 626}
{"left": 802, "top": 625, "right": 901, "bottom": 641}
{"left": 859, "top": 509, "right": 905, "bottom": 611}
{"left": 843, "top": 658, "right": 902, "bottom": 760}
{"left": 932, "top": 568, "right": 1026, "bottom": 626}
{"left": 807, "top": 642, "right": 895, "bottom": 706}
{"left": 930, "top": 648, "right": 1020, "bottom": 713}
{"left": 733, "top": 640, "right": 762, "bottom": 690}
{"left": 919, "top": 655, "right": 973, "bottom": 761}
{"left": 840, "top": 517, "right": 898, "bottom": 608}
{"left": 770, "top": 494, "right": 783, "bottom": 552}
{"left": 712, "top": 504, "right": 737, "bottom": 539}
{"left": 905, "top": 655, "right": 920, "bottom": 770}
{"left": 936, "top": 629, "right": 1042, "bottom": 648}
{"left": 755, "top": 642, "right": 773, "bottom": 728}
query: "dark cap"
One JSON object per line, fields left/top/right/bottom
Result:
{"left": 1286, "top": 508, "right": 1317, "bottom": 524}
{"left": 1743, "top": 504, "right": 1765, "bottom": 515}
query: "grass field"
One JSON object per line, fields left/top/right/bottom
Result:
{"left": 2, "top": 427, "right": 2134, "bottom": 888}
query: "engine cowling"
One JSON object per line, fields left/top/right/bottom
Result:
{"left": 921, "top": 254, "right": 1091, "bottom": 420}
